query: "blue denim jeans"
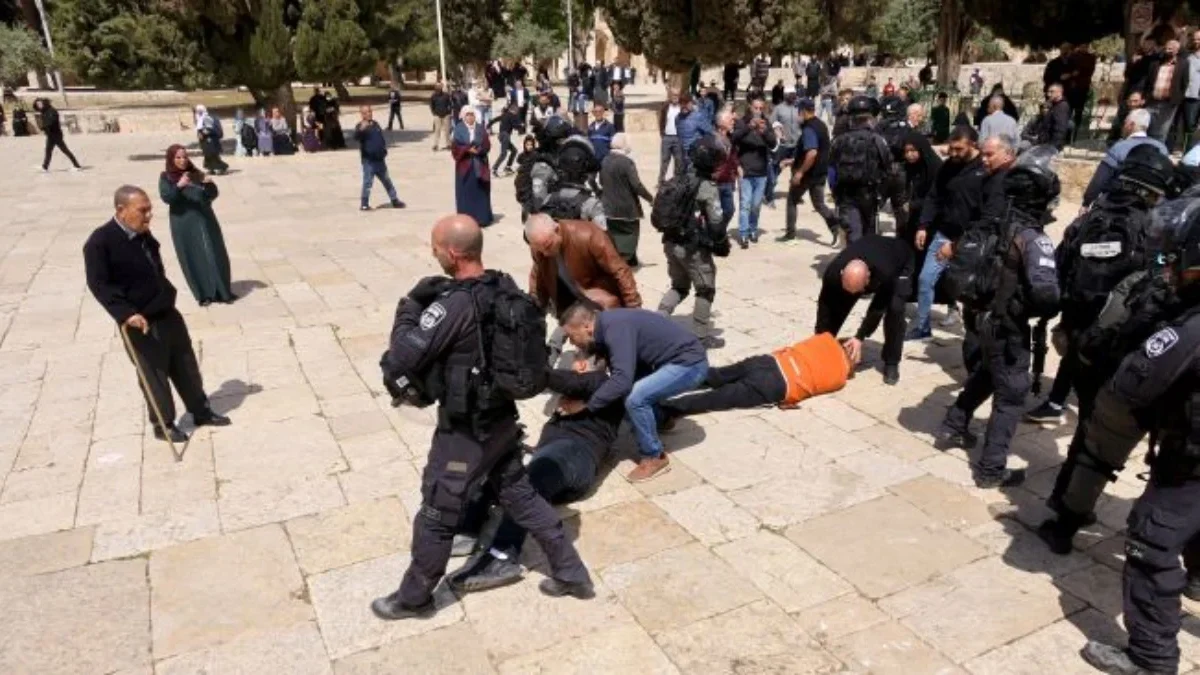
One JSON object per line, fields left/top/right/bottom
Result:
{"left": 718, "top": 183, "right": 736, "bottom": 229}
{"left": 915, "top": 232, "right": 950, "bottom": 334}
{"left": 738, "top": 176, "right": 768, "bottom": 239}
{"left": 626, "top": 362, "right": 709, "bottom": 458}
{"left": 361, "top": 159, "right": 399, "bottom": 207}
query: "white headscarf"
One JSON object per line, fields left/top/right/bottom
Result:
{"left": 460, "top": 106, "right": 477, "bottom": 142}
{"left": 194, "top": 105, "right": 208, "bottom": 130}
{"left": 610, "top": 132, "right": 632, "bottom": 156}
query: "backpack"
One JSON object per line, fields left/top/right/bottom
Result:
{"left": 1077, "top": 270, "right": 1182, "bottom": 370}
{"left": 515, "top": 153, "right": 556, "bottom": 210}
{"left": 240, "top": 122, "right": 258, "bottom": 150}
{"left": 879, "top": 118, "right": 910, "bottom": 161}
{"left": 944, "top": 220, "right": 1018, "bottom": 310}
{"left": 831, "top": 129, "right": 885, "bottom": 189}
{"left": 651, "top": 174, "right": 701, "bottom": 239}
{"left": 1060, "top": 195, "right": 1150, "bottom": 319}
{"left": 469, "top": 274, "right": 548, "bottom": 400}
{"left": 541, "top": 187, "right": 591, "bottom": 221}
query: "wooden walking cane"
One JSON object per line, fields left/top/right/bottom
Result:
{"left": 120, "top": 323, "right": 186, "bottom": 462}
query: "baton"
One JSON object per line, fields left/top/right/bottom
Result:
{"left": 120, "top": 323, "right": 185, "bottom": 462}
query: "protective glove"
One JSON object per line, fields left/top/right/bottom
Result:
{"left": 407, "top": 275, "right": 452, "bottom": 306}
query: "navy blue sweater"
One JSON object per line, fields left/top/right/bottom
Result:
{"left": 585, "top": 309, "right": 707, "bottom": 412}
{"left": 355, "top": 121, "right": 388, "bottom": 161}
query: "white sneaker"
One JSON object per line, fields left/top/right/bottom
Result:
{"left": 38, "top": 166, "right": 48, "bottom": 173}
{"left": 70, "top": 166, "right": 83, "bottom": 173}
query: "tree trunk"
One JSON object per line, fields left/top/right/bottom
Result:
{"left": 934, "top": 0, "right": 970, "bottom": 89}
{"left": 334, "top": 81, "right": 352, "bottom": 102}
{"left": 249, "top": 88, "right": 270, "bottom": 109}
{"left": 388, "top": 60, "right": 403, "bottom": 86}
{"left": 272, "top": 82, "right": 299, "bottom": 131}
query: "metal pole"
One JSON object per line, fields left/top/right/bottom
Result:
{"left": 566, "top": 0, "right": 574, "bottom": 71}
{"left": 31, "top": 0, "right": 68, "bottom": 107}
{"left": 434, "top": 0, "right": 447, "bottom": 83}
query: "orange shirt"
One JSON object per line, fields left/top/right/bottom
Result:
{"left": 771, "top": 332, "right": 852, "bottom": 407}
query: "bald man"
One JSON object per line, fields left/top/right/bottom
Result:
{"left": 815, "top": 234, "right": 914, "bottom": 385}
{"left": 83, "top": 186, "right": 231, "bottom": 443}
{"left": 374, "top": 214, "right": 592, "bottom": 621}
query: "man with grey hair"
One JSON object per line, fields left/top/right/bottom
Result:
{"left": 979, "top": 96, "right": 1019, "bottom": 143}
{"left": 906, "top": 103, "right": 926, "bottom": 134}
{"left": 599, "top": 132, "right": 654, "bottom": 264}
{"left": 83, "top": 185, "right": 231, "bottom": 443}
{"left": 1082, "top": 107, "right": 1168, "bottom": 206}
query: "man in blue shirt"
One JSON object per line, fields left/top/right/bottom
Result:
{"left": 558, "top": 305, "right": 708, "bottom": 482}
{"left": 1082, "top": 108, "right": 1168, "bottom": 206}
{"left": 676, "top": 95, "right": 714, "bottom": 172}
{"left": 587, "top": 102, "right": 616, "bottom": 163}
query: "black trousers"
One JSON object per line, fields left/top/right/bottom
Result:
{"left": 120, "top": 309, "right": 208, "bottom": 427}
{"left": 1046, "top": 341, "right": 1079, "bottom": 407}
{"left": 42, "top": 133, "right": 80, "bottom": 170}
{"left": 945, "top": 323, "right": 1031, "bottom": 480}
{"left": 784, "top": 178, "right": 837, "bottom": 235}
{"left": 398, "top": 419, "right": 588, "bottom": 606}
{"left": 834, "top": 188, "right": 878, "bottom": 243}
{"left": 492, "top": 132, "right": 517, "bottom": 172}
{"left": 883, "top": 170, "right": 908, "bottom": 230}
{"left": 662, "top": 355, "right": 786, "bottom": 416}
{"left": 387, "top": 104, "right": 404, "bottom": 130}
{"left": 1046, "top": 362, "right": 1111, "bottom": 510}
{"left": 815, "top": 273, "right": 911, "bottom": 368}
{"left": 1122, "top": 472, "right": 1200, "bottom": 673}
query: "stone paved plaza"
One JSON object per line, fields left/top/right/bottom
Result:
{"left": 0, "top": 105, "right": 1194, "bottom": 674}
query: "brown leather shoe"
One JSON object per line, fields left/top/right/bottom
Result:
{"left": 627, "top": 454, "right": 671, "bottom": 483}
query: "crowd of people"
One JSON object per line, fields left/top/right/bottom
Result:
{"left": 61, "top": 47, "right": 1200, "bottom": 674}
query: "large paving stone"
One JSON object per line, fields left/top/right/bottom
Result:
{"left": 887, "top": 475, "right": 995, "bottom": 530}
{"left": 462, "top": 571, "right": 638, "bottom": 663}
{"left": 786, "top": 495, "right": 988, "bottom": 599}
{"left": 572, "top": 499, "right": 693, "bottom": 569}
{"left": 713, "top": 530, "right": 853, "bottom": 614}
{"left": 831, "top": 620, "right": 965, "bottom": 675}
{"left": 601, "top": 542, "right": 763, "bottom": 633}
{"left": 0, "top": 491, "right": 77, "bottom": 542}
{"left": 963, "top": 609, "right": 1128, "bottom": 675}
{"left": 285, "top": 497, "right": 409, "bottom": 575}
{"left": 218, "top": 473, "right": 347, "bottom": 531}
{"left": 0, "top": 559, "right": 150, "bottom": 674}
{"left": 156, "top": 621, "right": 332, "bottom": 675}
{"left": 795, "top": 593, "right": 891, "bottom": 644}
{"left": 656, "top": 600, "right": 842, "bottom": 674}
{"left": 0, "top": 525, "right": 93, "bottom": 576}
{"left": 334, "top": 623, "right": 496, "bottom": 675}
{"left": 91, "top": 500, "right": 221, "bottom": 561}
{"left": 307, "top": 552, "right": 463, "bottom": 659}
{"left": 213, "top": 416, "right": 346, "bottom": 483}
{"left": 149, "top": 524, "right": 313, "bottom": 659}
{"left": 652, "top": 484, "right": 760, "bottom": 545}
{"left": 673, "top": 422, "right": 823, "bottom": 491}
{"left": 729, "top": 463, "right": 883, "bottom": 528}
{"left": 495, "top": 623, "right": 676, "bottom": 674}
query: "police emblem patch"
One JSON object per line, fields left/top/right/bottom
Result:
{"left": 420, "top": 303, "right": 447, "bottom": 331}
{"left": 1145, "top": 328, "right": 1179, "bottom": 358}
{"left": 1036, "top": 238, "right": 1055, "bottom": 256}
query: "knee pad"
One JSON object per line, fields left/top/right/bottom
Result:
{"left": 695, "top": 286, "right": 716, "bottom": 302}
{"left": 670, "top": 284, "right": 691, "bottom": 300}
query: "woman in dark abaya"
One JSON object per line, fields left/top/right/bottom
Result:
{"left": 323, "top": 94, "right": 347, "bottom": 149}
{"left": 451, "top": 107, "right": 494, "bottom": 226}
{"left": 899, "top": 131, "right": 942, "bottom": 245}
{"left": 158, "top": 145, "right": 234, "bottom": 306}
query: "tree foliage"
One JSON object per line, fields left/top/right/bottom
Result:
{"left": 439, "top": 0, "right": 506, "bottom": 66}
{"left": 493, "top": 15, "right": 565, "bottom": 64}
{"left": 294, "top": 0, "right": 374, "bottom": 82}
{"left": 873, "top": 0, "right": 938, "bottom": 58}
{"left": 599, "top": 0, "right": 784, "bottom": 71}
{"left": 962, "top": 0, "right": 1122, "bottom": 48}
{"left": 0, "top": 22, "right": 52, "bottom": 88}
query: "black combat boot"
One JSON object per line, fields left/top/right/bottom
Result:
{"left": 447, "top": 551, "right": 524, "bottom": 594}
{"left": 538, "top": 577, "right": 596, "bottom": 599}
{"left": 369, "top": 592, "right": 436, "bottom": 621}
{"left": 1080, "top": 641, "right": 1165, "bottom": 675}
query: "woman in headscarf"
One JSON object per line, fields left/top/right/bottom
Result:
{"left": 193, "top": 105, "right": 229, "bottom": 174}
{"left": 269, "top": 107, "right": 295, "bottom": 155}
{"left": 254, "top": 108, "right": 274, "bottom": 156}
{"left": 451, "top": 106, "right": 494, "bottom": 226}
{"left": 599, "top": 132, "right": 653, "bottom": 265}
{"left": 158, "top": 145, "right": 234, "bottom": 306}
{"left": 899, "top": 130, "right": 942, "bottom": 246}
{"left": 301, "top": 106, "right": 322, "bottom": 153}
{"left": 233, "top": 109, "right": 249, "bottom": 157}
{"left": 323, "top": 93, "right": 346, "bottom": 149}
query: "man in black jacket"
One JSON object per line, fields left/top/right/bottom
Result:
{"left": 354, "top": 106, "right": 404, "bottom": 212}
{"left": 447, "top": 361, "right": 624, "bottom": 592}
{"left": 780, "top": 99, "right": 837, "bottom": 243}
{"left": 33, "top": 98, "right": 82, "bottom": 172}
{"left": 1145, "top": 38, "right": 1189, "bottom": 147}
{"left": 83, "top": 186, "right": 230, "bottom": 442}
{"left": 430, "top": 82, "right": 453, "bottom": 151}
{"left": 1037, "top": 84, "right": 1072, "bottom": 150}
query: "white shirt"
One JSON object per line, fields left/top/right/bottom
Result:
{"left": 665, "top": 104, "right": 681, "bottom": 136}
{"left": 514, "top": 88, "right": 526, "bottom": 106}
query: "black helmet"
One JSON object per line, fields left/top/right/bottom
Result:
{"left": 1150, "top": 193, "right": 1200, "bottom": 274}
{"left": 1117, "top": 144, "right": 1174, "bottom": 195}
{"left": 847, "top": 95, "right": 877, "bottom": 116}
{"left": 537, "top": 115, "right": 574, "bottom": 150}
{"left": 557, "top": 136, "right": 600, "bottom": 180}
{"left": 879, "top": 95, "right": 905, "bottom": 119}
{"left": 1005, "top": 145, "right": 1061, "bottom": 213}
{"left": 689, "top": 137, "right": 727, "bottom": 178}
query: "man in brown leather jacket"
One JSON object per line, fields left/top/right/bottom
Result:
{"left": 525, "top": 213, "right": 642, "bottom": 363}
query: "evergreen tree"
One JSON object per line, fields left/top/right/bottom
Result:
{"left": 0, "top": 23, "right": 51, "bottom": 89}
{"left": 294, "top": 0, "right": 374, "bottom": 84}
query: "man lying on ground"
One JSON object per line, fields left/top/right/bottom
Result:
{"left": 447, "top": 357, "right": 624, "bottom": 593}
{"left": 659, "top": 332, "right": 858, "bottom": 420}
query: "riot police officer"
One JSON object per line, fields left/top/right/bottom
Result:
{"left": 933, "top": 147, "right": 1062, "bottom": 488}
{"left": 371, "top": 214, "right": 592, "bottom": 621}
{"left": 877, "top": 95, "right": 912, "bottom": 230}
{"left": 1079, "top": 211, "right": 1200, "bottom": 675}
{"left": 829, "top": 95, "right": 892, "bottom": 243}
{"left": 516, "top": 115, "right": 575, "bottom": 220}
{"left": 540, "top": 136, "right": 606, "bottom": 228}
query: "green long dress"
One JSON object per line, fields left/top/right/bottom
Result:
{"left": 158, "top": 174, "right": 234, "bottom": 305}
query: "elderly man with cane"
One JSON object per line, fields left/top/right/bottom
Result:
{"left": 83, "top": 185, "right": 231, "bottom": 448}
